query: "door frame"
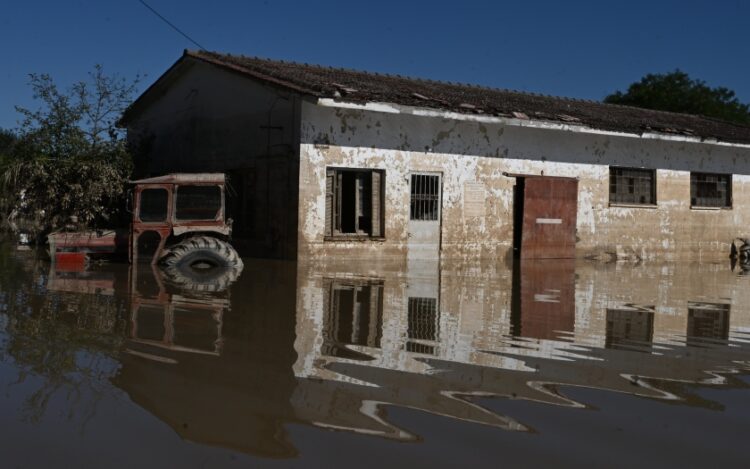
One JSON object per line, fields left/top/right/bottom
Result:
{"left": 508, "top": 173, "right": 579, "bottom": 260}
{"left": 407, "top": 171, "right": 444, "bottom": 259}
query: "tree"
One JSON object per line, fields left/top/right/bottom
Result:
{"left": 1, "top": 66, "right": 141, "bottom": 238}
{"left": 604, "top": 70, "right": 750, "bottom": 125}
{"left": 0, "top": 128, "right": 16, "bottom": 168}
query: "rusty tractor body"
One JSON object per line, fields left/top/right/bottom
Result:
{"left": 48, "top": 173, "right": 243, "bottom": 283}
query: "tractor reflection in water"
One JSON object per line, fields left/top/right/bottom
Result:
{"left": 48, "top": 173, "right": 244, "bottom": 292}
{"left": 46, "top": 261, "right": 233, "bottom": 364}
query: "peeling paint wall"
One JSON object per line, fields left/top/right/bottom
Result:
{"left": 298, "top": 101, "right": 750, "bottom": 261}
{"left": 125, "top": 59, "right": 301, "bottom": 259}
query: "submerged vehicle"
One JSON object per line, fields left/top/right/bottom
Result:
{"left": 48, "top": 173, "right": 244, "bottom": 287}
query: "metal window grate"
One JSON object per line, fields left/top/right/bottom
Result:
{"left": 407, "top": 297, "right": 438, "bottom": 341}
{"left": 609, "top": 167, "right": 655, "bottom": 205}
{"left": 691, "top": 173, "right": 731, "bottom": 208}
{"left": 405, "top": 341, "right": 436, "bottom": 355}
{"left": 410, "top": 174, "right": 440, "bottom": 221}
{"left": 605, "top": 308, "right": 654, "bottom": 349}
{"left": 687, "top": 302, "right": 730, "bottom": 341}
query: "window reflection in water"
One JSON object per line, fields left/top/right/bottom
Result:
{"left": 322, "top": 279, "right": 384, "bottom": 360}
{"left": 605, "top": 307, "right": 655, "bottom": 350}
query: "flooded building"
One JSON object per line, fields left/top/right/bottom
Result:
{"left": 121, "top": 50, "right": 750, "bottom": 261}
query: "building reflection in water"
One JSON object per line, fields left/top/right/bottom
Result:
{"left": 19, "top": 253, "right": 750, "bottom": 458}
{"left": 292, "top": 258, "right": 750, "bottom": 442}
{"left": 511, "top": 259, "right": 576, "bottom": 340}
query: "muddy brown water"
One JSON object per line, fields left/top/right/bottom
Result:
{"left": 1, "top": 244, "right": 749, "bottom": 468}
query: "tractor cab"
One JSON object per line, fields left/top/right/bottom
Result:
{"left": 130, "top": 173, "right": 232, "bottom": 264}
{"left": 48, "top": 173, "right": 243, "bottom": 283}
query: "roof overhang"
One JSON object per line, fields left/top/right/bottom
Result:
{"left": 315, "top": 98, "right": 750, "bottom": 150}
{"left": 118, "top": 50, "right": 318, "bottom": 127}
{"left": 118, "top": 50, "right": 750, "bottom": 149}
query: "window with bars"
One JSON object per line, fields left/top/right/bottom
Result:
{"left": 687, "top": 302, "right": 730, "bottom": 342}
{"left": 605, "top": 308, "right": 654, "bottom": 350}
{"left": 406, "top": 297, "right": 439, "bottom": 355}
{"left": 609, "top": 167, "right": 656, "bottom": 205}
{"left": 325, "top": 168, "right": 385, "bottom": 238}
{"left": 410, "top": 174, "right": 441, "bottom": 221}
{"left": 690, "top": 173, "right": 732, "bottom": 208}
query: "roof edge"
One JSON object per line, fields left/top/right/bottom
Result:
{"left": 185, "top": 50, "right": 320, "bottom": 96}
{"left": 118, "top": 51, "right": 192, "bottom": 127}
{"left": 316, "top": 98, "right": 750, "bottom": 149}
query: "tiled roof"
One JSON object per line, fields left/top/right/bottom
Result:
{"left": 125, "top": 50, "right": 750, "bottom": 145}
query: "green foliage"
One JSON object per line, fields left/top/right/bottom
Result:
{"left": 0, "top": 128, "right": 16, "bottom": 169}
{"left": 604, "top": 70, "right": 750, "bottom": 125}
{"left": 1, "top": 66, "right": 141, "bottom": 237}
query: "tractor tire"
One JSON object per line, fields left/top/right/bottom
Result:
{"left": 159, "top": 236, "right": 244, "bottom": 292}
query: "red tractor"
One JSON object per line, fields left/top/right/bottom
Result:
{"left": 48, "top": 173, "right": 243, "bottom": 287}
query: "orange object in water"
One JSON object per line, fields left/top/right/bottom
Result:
{"left": 54, "top": 252, "right": 88, "bottom": 272}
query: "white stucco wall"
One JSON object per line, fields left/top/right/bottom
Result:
{"left": 298, "top": 100, "right": 750, "bottom": 261}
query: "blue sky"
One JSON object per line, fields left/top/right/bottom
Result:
{"left": 2, "top": 0, "right": 748, "bottom": 130}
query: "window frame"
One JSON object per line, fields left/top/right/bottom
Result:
{"left": 136, "top": 187, "right": 171, "bottom": 224}
{"left": 608, "top": 166, "right": 657, "bottom": 207}
{"left": 324, "top": 167, "right": 386, "bottom": 241}
{"left": 173, "top": 184, "right": 224, "bottom": 222}
{"left": 409, "top": 173, "right": 442, "bottom": 221}
{"left": 690, "top": 172, "right": 732, "bottom": 210}
{"left": 323, "top": 278, "right": 385, "bottom": 352}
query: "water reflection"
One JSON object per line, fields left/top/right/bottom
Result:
{"left": 1, "top": 244, "right": 750, "bottom": 463}
{"left": 292, "top": 258, "right": 750, "bottom": 438}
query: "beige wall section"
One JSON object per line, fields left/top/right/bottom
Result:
{"left": 298, "top": 101, "right": 750, "bottom": 261}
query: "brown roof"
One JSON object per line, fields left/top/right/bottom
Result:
{"left": 123, "top": 50, "right": 750, "bottom": 145}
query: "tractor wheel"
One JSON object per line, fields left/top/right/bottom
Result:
{"left": 159, "top": 236, "right": 244, "bottom": 292}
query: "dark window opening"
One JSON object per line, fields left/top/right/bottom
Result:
{"left": 410, "top": 174, "right": 441, "bottom": 221}
{"left": 691, "top": 173, "right": 731, "bottom": 208}
{"left": 133, "top": 306, "right": 166, "bottom": 341}
{"left": 170, "top": 307, "right": 222, "bottom": 352}
{"left": 325, "top": 168, "right": 384, "bottom": 237}
{"left": 512, "top": 178, "right": 525, "bottom": 255}
{"left": 609, "top": 167, "right": 656, "bottom": 205}
{"left": 322, "top": 280, "right": 384, "bottom": 359}
{"left": 175, "top": 185, "right": 222, "bottom": 220}
{"left": 605, "top": 308, "right": 655, "bottom": 350}
{"left": 340, "top": 171, "right": 372, "bottom": 233}
{"left": 139, "top": 188, "right": 168, "bottom": 222}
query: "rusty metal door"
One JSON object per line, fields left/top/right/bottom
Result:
{"left": 519, "top": 176, "right": 578, "bottom": 259}
{"left": 407, "top": 173, "right": 442, "bottom": 261}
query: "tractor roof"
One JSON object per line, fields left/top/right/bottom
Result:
{"left": 130, "top": 173, "right": 225, "bottom": 185}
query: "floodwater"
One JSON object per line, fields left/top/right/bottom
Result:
{"left": 1, "top": 244, "right": 749, "bottom": 468}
